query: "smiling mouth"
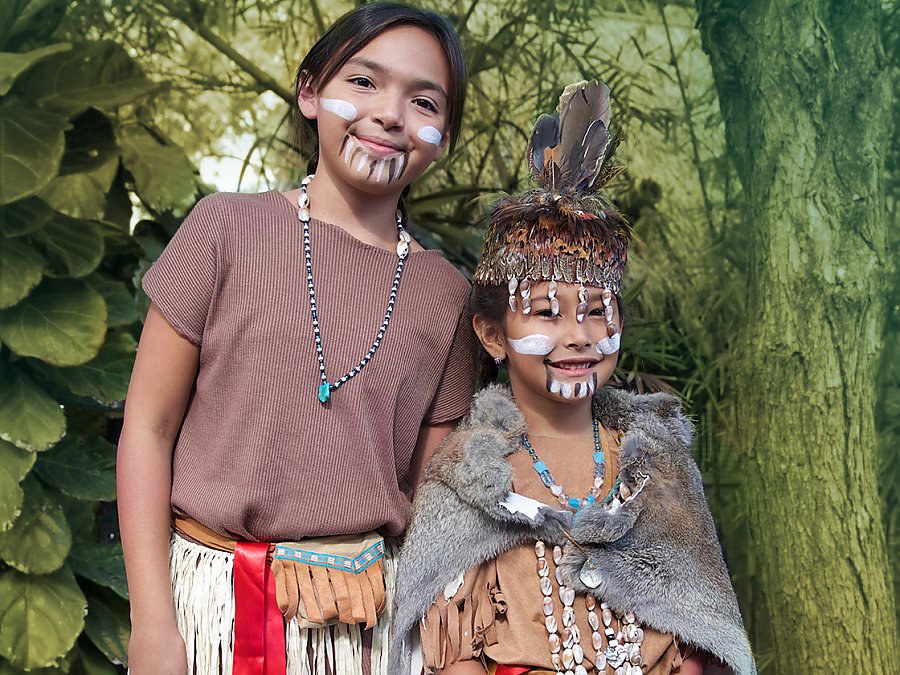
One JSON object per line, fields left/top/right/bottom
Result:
{"left": 546, "top": 359, "right": 600, "bottom": 376}
{"left": 352, "top": 134, "right": 408, "bottom": 156}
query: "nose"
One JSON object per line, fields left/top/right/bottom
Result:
{"left": 563, "top": 315, "right": 593, "bottom": 351}
{"left": 371, "top": 91, "right": 404, "bottom": 130}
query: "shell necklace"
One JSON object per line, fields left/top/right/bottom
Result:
{"left": 535, "top": 541, "right": 645, "bottom": 675}
{"left": 297, "top": 174, "right": 411, "bottom": 404}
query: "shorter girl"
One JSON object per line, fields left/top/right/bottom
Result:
{"left": 391, "top": 82, "right": 755, "bottom": 675}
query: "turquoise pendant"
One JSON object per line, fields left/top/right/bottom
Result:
{"left": 317, "top": 383, "right": 331, "bottom": 404}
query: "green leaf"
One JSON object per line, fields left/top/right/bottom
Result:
{"left": 68, "top": 543, "right": 127, "bottom": 600}
{"left": 0, "top": 360, "right": 65, "bottom": 451}
{"left": 0, "top": 104, "right": 69, "bottom": 205}
{"left": 83, "top": 590, "right": 129, "bottom": 667}
{"left": 0, "top": 566, "right": 86, "bottom": 670}
{"left": 86, "top": 277, "right": 139, "bottom": 328}
{"left": 38, "top": 156, "right": 117, "bottom": 221}
{"left": 119, "top": 125, "right": 197, "bottom": 213}
{"left": 0, "top": 197, "right": 55, "bottom": 237}
{"left": 75, "top": 642, "right": 119, "bottom": 675}
{"left": 31, "top": 213, "right": 105, "bottom": 277}
{"left": 0, "top": 477, "right": 71, "bottom": 573}
{"left": 16, "top": 41, "right": 156, "bottom": 118}
{"left": 34, "top": 435, "right": 116, "bottom": 502}
{"left": 0, "top": 1, "right": 68, "bottom": 53}
{"left": 37, "top": 331, "right": 136, "bottom": 404}
{"left": 0, "top": 237, "right": 43, "bottom": 309}
{"left": 0, "top": 439, "right": 35, "bottom": 531}
{"left": 0, "top": 43, "right": 70, "bottom": 95}
{"left": 55, "top": 494, "right": 95, "bottom": 544}
{"left": 59, "top": 109, "right": 118, "bottom": 176}
{"left": 0, "top": 279, "right": 107, "bottom": 366}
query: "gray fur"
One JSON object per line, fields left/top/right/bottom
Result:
{"left": 391, "top": 385, "right": 756, "bottom": 675}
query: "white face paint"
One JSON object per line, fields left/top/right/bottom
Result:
{"left": 596, "top": 333, "right": 621, "bottom": 356}
{"left": 417, "top": 125, "right": 443, "bottom": 147}
{"left": 320, "top": 98, "right": 357, "bottom": 121}
{"left": 508, "top": 334, "right": 555, "bottom": 356}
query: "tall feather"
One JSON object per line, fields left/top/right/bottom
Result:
{"left": 527, "top": 113, "right": 561, "bottom": 189}
{"left": 553, "top": 81, "right": 612, "bottom": 191}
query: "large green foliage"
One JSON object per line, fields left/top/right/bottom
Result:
{"left": 0, "top": 0, "right": 198, "bottom": 671}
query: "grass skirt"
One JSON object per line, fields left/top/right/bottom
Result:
{"left": 169, "top": 533, "right": 396, "bottom": 674}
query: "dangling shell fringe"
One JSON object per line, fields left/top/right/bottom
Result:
{"left": 169, "top": 534, "right": 397, "bottom": 674}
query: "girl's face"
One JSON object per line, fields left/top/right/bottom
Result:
{"left": 478, "top": 282, "right": 621, "bottom": 409}
{"left": 298, "top": 26, "right": 451, "bottom": 195}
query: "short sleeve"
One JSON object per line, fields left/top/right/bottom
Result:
{"left": 142, "top": 195, "right": 222, "bottom": 345}
{"left": 424, "top": 304, "right": 476, "bottom": 425}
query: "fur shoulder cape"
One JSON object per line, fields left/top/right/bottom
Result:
{"left": 391, "top": 384, "right": 755, "bottom": 675}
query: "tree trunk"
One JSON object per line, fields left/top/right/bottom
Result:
{"left": 695, "top": 0, "right": 898, "bottom": 670}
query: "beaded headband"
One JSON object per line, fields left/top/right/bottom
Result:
{"left": 473, "top": 80, "right": 630, "bottom": 335}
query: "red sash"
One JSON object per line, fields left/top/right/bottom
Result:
{"left": 233, "top": 541, "right": 287, "bottom": 675}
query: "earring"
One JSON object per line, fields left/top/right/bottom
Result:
{"left": 494, "top": 356, "right": 504, "bottom": 365}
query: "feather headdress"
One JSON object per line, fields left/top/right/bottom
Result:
{"left": 473, "top": 81, "right": 629, "bottom": 301}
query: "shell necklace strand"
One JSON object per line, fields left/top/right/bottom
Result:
{"left": 527, "top": 425, "right": 645, "bottom": 674}
{"left": 297, "top": 174, "right": 411, "bottom": 404}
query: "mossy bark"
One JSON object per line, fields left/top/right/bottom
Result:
{"left": 696, "top": 0, "right": 898, "bottom": 670}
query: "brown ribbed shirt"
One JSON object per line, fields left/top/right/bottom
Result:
{"left": 142, "top": 190, "right": 474, "bottom": 541}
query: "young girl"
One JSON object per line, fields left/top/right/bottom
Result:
{"left": 391, "top": 82, "right": 756, "bottom": 675}
{"left": 117, "top": 4, "right": 472, "bottom": 674}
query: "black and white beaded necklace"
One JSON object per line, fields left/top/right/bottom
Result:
{"left": 297, "top": 174, "right": 411, "bottom": 404}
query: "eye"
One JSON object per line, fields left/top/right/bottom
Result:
{"left": 350, "top": 76, "right": 374, "bottom": 88}
{"left": 589, "top": 307, "right": 605, "bottom": 317}
{"left": 533, "top": 308, "right": 557, "bottom": 319}
{"left": 413, "top": 97, "right": 438, "bottom": 113}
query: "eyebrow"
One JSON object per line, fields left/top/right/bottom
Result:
{"left": 345, "top": 57, "right": 449, "bottom": 101}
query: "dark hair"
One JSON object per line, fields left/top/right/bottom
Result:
{"left": 292, "top": 2, "right": 467, "bottom": 161}
{"left": 471, "top": 284, "right": 626, "bottom": 387}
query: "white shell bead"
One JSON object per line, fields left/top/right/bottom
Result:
{"left": 619, "top": 483, "right": 632, "bottom": 500}
{"left": 573, "top": 644, "right": 584, "bottom": 663}
{"left": 563, "top": 627, "right": 575, "bottom": 648}
{"left": 400, "top": 229, "right": 411, "bottom": 243}
{"left": 543, "top": 596, "right": 554, "bottom": 616}
{"left": 508, "top": 278, "right": 519, "bottom": 294}
{"left": 298, "top": 192, "right": 310, "bottom": 207}
{"left": 549, "top": 633, "right": 561, "bottom": 652}
{"left": 553, "top": 546, "right": 564, "bottom": 564}
{"left": 585, "top": 595, "right": 596, "bottom": 611}
{"left": 545, "top": 615, "right": 558, "bottom": 633}
{"left": 552, "top": 653, "right": 562, "bottom": 670}
{"left": 574, "top": 666, "right": 588, "bottom": 675}
{"left": 562, "top": 648, "right": 575, "bottom": 669}
{"left": 298, "top": 206, "right": 310, "bottom": 221}
{"left": 624, "top": 611, "right": 636, "bottom": 624}
{"left": 592, "top": 632, "right": 603, "bottom": 651}
{"left": 602, "top": 608, "right": 613, "bottom": 626}
{"left": 508, "top": 295, "right": 517, "bottom": 312}
{"left": 596, "top": 651, "right": 607, "bottom": 668}
{"left": 588, "top": 611, "right": 600, "bottom": 631}
{"left": 562, "top": 606, "right": 575, "bottom": 627}
{"left": 537, "top": 558, "right": 550, "bottom": 577}
{"left": 396, "top": 241, "right": 409, "bottom": 257}
{"left": 561, "top": 587, "right": 576, "bottom": 606}
{"left": 556, "top": 567, "right": 565, "bottom": 585}
{"left": 535, "top": 541, "right": 545, "bottom": 558}
{"left": 540, "top": 576, "right": 553, "bottom": 596}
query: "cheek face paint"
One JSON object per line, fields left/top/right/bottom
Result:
{"left": 507, "top": 334, "right": 555, "bottom": 356}
{"left": 320, "top": 98, "right": 357, "bottom": 121}
{"left": 338, "top": 134, "right": 409, "bottom": 185}
{"left": 596, "top": 333, "right": 621, "bottom": 356}
{"left": 417, "top": 125, "right": 443, "bottom": 147}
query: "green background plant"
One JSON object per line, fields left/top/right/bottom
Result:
{"left": 0, "top": 0, "right": 198, "bottom": 671}
{"left": 1, "top": 0, "right": 897, "bottom": 672}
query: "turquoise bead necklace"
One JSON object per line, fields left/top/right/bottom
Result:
{"left": 522, "top": 416, "right": 606, "bottom": 511}
{"left": 298, "top": 174, "right": 411, "bottom": 404}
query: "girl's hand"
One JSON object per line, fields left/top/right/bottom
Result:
{"left": 127, "top": 621, "right": 188, "bottom": 675}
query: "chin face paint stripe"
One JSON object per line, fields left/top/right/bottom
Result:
{"left": 320, "top": 98, "right": 357, "bottom": 121}
{"left": 508, "top": 334, "right": 555, "bottom": 356}
{"left": 417, "top": 125, "right": 443, "bottom": 147}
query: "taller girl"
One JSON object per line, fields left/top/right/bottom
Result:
{"left": 117, "top": 4, "right": 471, "bottom": 674}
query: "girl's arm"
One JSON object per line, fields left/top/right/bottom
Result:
{"left": 117, "top": 304, "right": 200, "bottom": 674}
